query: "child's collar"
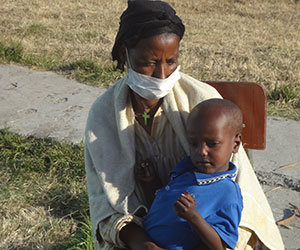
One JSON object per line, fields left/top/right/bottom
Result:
{"left": 170, "top": 157, "right": 237, "bottom": 185}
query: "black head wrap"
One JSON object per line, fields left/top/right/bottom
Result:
{"left": 112, "top": 0, "right": 185, "bottom": 70}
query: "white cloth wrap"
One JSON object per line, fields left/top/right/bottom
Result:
{"left": 85, "top": 72, "right": 284, "bottom": 250}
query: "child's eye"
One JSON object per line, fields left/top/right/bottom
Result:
{"left": 207, "top": 141, "right": 218, "bottom": 147}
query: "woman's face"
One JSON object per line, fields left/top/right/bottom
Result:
{"left": 127, "top": 33, "right": 180, "bottom": 79}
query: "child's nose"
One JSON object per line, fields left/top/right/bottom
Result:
{"left": 199, "top": 143, "right": 208, "bottom": 157}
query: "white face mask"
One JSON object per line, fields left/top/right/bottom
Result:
{"left": 125, "top": 48, "right": 181, "bottom": 100}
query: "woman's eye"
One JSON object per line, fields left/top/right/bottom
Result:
{"left": 139, "top": 62, "right": 153, "bottom": 66}
{"left": 167, "top": 60, "right": 176, "bottom": 65}
{"left": 135, "top": 60, "right": 155, "bottom": 67}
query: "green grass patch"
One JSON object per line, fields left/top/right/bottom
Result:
{"left": 66, "top": 213, "right": 94, "bottom": 250}
{"left": 269, "top": 83, "right": 300, "bottom": 105}
{"left": 0, "top": 41, "right": 23, "bottom": 62}
{"left": 22, "top": 53, "right": 63, "bottom": 70}
{"left": 0, "top": 40, "right": 124, "bottom": 88}
{"left": 0, "top": 129, "right": 84, "bottom": 178}
{"left": 56, "top": 58, "right": 124, "bottom": 87}
{"left": 0, "top": 129, "right": 93, "bottom": 249}
{"left": 267, "top": 82, "right": 300, "bottom": 120}
{"left": 267, "top": 102, "right": 300, "bottom": 121}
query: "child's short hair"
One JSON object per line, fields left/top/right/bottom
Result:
{"left": 188, "top": 98, "right": 243, "bottom": 134}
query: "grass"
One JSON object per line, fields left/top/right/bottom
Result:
{"left": 0, "top": 0, "right": 299, "bottom": 118}
{"left": 0, "top": 41, "right": 23, "bottom": 62}
{"left": 0, "top": 41, "right": 124, "bottom": 87}
{"left": 0, "top": 0, "right": 300, "bottom": 248}
{"left": 0, "top": 129, "right": 92, "bottom": 249}
{"left": 267, "top": 82, "right": 300, "bottom": 120}
{"left": 56, "top": 58, "right": 124, "bottom": 87}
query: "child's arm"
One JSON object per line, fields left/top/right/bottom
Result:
{"left": 173, "top": 192, "right": 226, "bottom": 250}
{"left": 120, "top": 223, "right": 167, "bottom": 250}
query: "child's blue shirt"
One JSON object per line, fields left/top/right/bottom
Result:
{"left": 143, "top": 156, "right": 243, "bottom": 250}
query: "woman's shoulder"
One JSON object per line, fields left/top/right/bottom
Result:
{"left": 179, "top": 72, "right": 219, "bottom": 91}
{"left": 171, "top": 72, "right": 222, "bottom": 109}
{"left": 86, "top": 76, "right": 129, "bottom": 126}
{"left": 89, "top": 77, "right": 127, "bottom": 112}
{"left": 177, "top": 72, "right": 222, "bottom": 99}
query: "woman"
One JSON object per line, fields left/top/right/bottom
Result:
{"left": 84, "top": 1, "right": 284, "bottom": 250}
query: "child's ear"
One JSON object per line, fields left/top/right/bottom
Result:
{"left": 232, "top": 133, "right": 242, "bottom": 153}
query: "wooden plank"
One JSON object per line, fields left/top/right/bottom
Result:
{"left": 204, "top": 81, "right": 266, "bottom": 150}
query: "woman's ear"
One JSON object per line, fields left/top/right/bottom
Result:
{"left": 119, "top": 45, "right": 126, "bottom": 60}
{"left": 232, "top": 133, "right": 242, "bottom": 153}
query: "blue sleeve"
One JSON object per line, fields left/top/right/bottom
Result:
{"left": 169, "top": 157, "right": 194, "bottom": 180}
{"left": 206, "top": 203, "right": 243, "bottom": 249}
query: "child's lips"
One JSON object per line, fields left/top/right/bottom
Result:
{"left": 195, "top": 163, "right": 212, "bottom": 174}
{"left": 196, "top": 161, "right": 213, "bottom": 168}
{"left": 194, "top": 160, "right": 213, "bottom": 173}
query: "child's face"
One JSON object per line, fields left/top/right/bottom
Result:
{"left": 187, "top": 113, "right": 241, "bottom": 174}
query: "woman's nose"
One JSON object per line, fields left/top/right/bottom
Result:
{"left": 153, "top": 63, "right": 167, "bottom": 79}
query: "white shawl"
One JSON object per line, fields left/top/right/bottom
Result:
{"left": 85, "top": 72, "right": 284, "bottom": 250}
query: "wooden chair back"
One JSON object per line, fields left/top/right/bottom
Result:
{"left": 204, "top": 81, "right": 267, "bottom": 150}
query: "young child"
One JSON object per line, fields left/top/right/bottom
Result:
{"left": 143, "top": 98, "right": 244, "bottom": 250}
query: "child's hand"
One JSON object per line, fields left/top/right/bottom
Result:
{"left": 173, "top": 191, "right": 199, "bottom": 222}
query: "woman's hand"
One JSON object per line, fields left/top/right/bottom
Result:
{"left": 134, "top": 158, "right": 163, "bottom": 207}
{"left": 135, "top": 159, "right": 156, "bottom": 183}
{"left": 173, "top": 191, "right": 200, "bottom": 222}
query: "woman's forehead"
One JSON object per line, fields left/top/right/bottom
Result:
{"left": 132, "top": 34, "right": 180, "bottom": 51}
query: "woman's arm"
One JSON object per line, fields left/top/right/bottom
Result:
{"left": 174, "top": 193, "right": 226, "bottom": 250}
{"left": 120, "top": 223, "right": 166, "bottom": 250}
